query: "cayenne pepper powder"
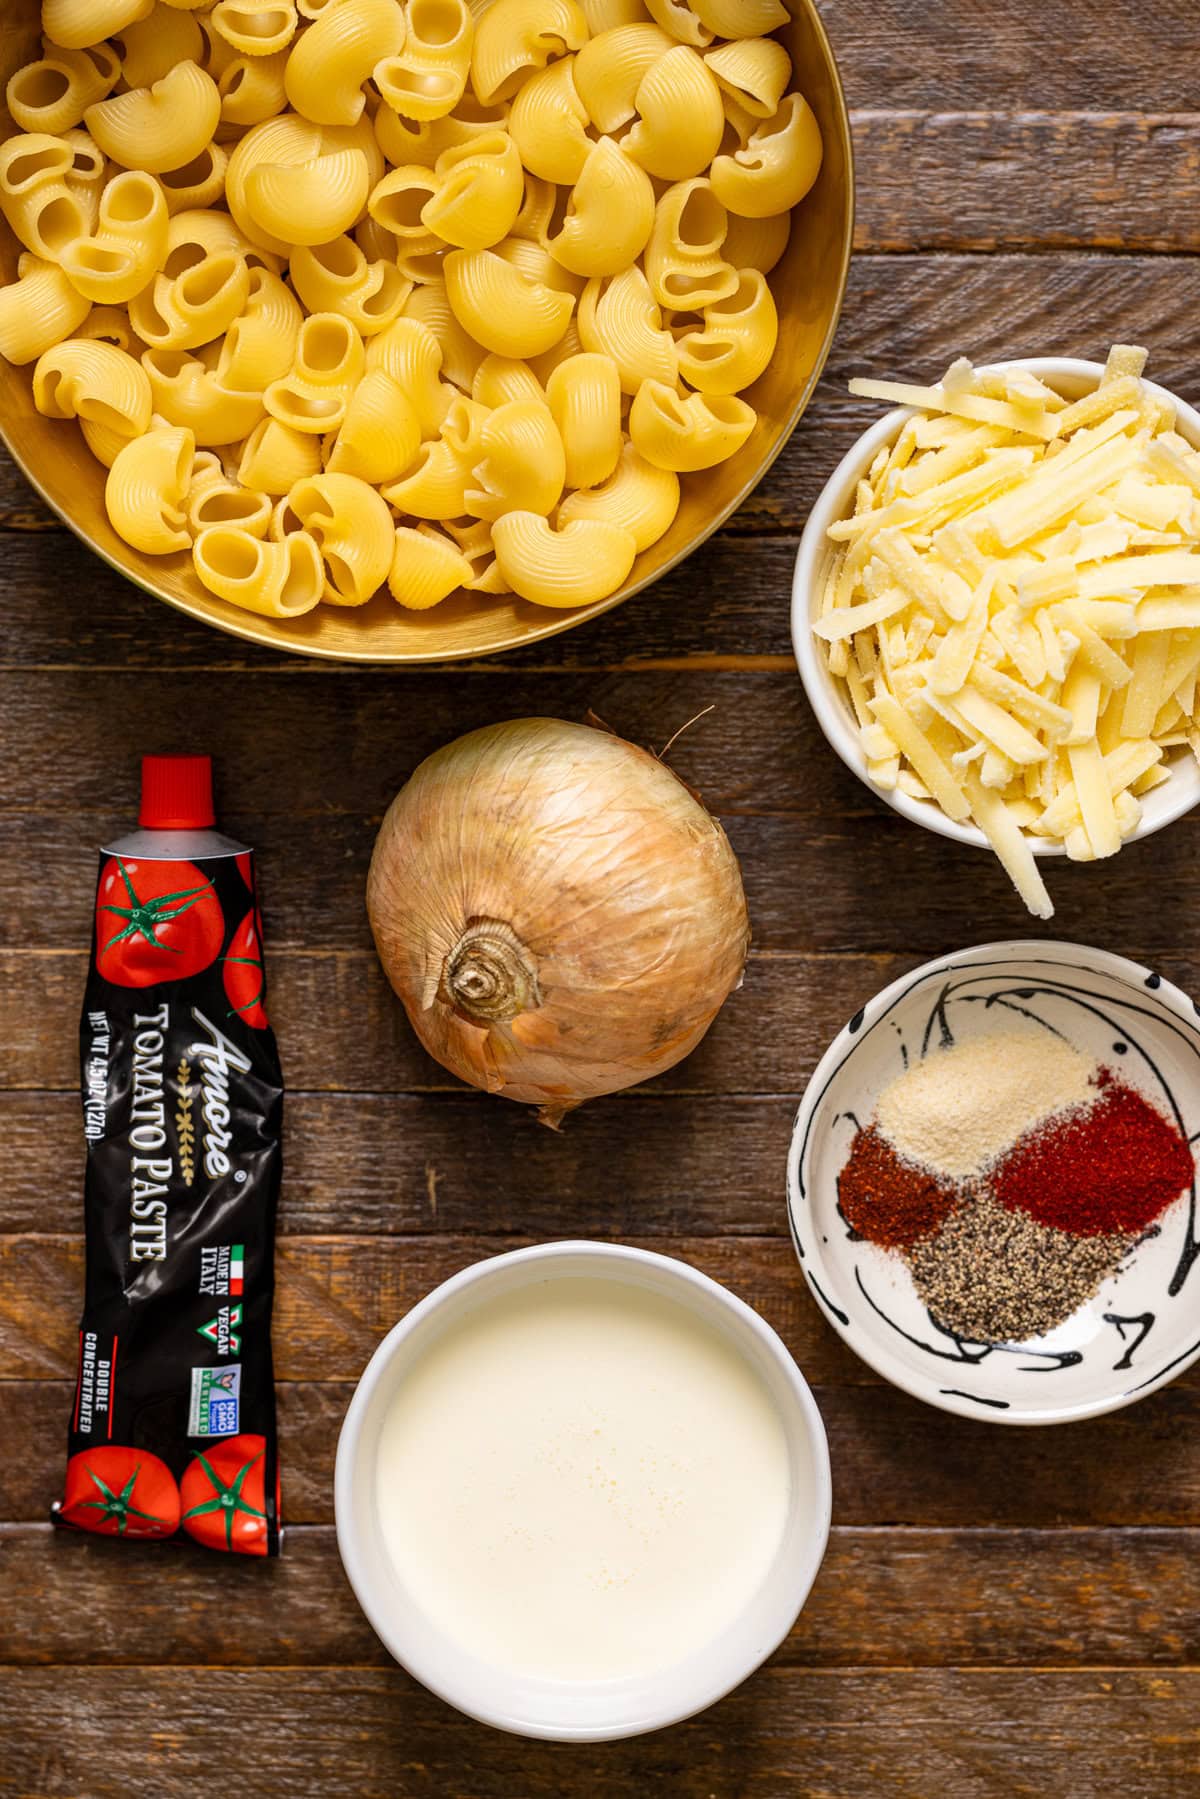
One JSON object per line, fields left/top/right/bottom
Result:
{"left": 990, "top": 1072, "right": 1193, "bottom": 1237}
{"left": 837, "top": 1125, "right": 961, "bottom": 1249}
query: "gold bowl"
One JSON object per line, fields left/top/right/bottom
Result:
{"left": 0, "top": 2, "right": 853, "bottom": 664}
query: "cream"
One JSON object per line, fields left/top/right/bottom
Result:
{"left": 374, "top": 1276, "right": 791, "bottom": 1682}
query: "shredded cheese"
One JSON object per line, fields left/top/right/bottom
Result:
{"left": 815, "top": 348, "right": 1200, "bottom": 915}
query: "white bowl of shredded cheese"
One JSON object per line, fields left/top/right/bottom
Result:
{"left": 792, "top": 355, "right": 1200, "bottom": 916}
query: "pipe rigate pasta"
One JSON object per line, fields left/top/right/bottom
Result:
{"left": 34, "top": 337, "right": 153, "bottom": 437}
{"left": 375, "top": 0, "right": 474, "bottom": 122}
{"left": 244, "top": 147, "right": 371, "bottom": 248}
{"left": 471, "top": 0, "right": 589, "bottom": 105}
{"left": 79, "top": 411, "right": 145, "bottom": 468}
{"left": 84, "top": 61, "right": 221, "bottom": 173}
{"left": 558, "top": 441, "right": 680, "bottom": 550}
{"left": 187, "top": 477, "right": 275, "bottom": 538}
{"left": 159, "top": 143, "right": 229, "bottom": 215}
{"left": 692, "top": 0, "right": 788, "bottom": 36}
{"left": 60, "top": 170, "right": 169, "bottom": 303}
{"left": 721, "top": 206, "right": 790, "bottom": 274}
{"left": 143, "top": 346, "right": 266, "bottom": 442}
{"left": 544, "top": 138, "right": 655, "bottom": 278}
{"left": 284, "top": 0, "right": 407, "bottom": 126}
{"left": 129, "top": 246, "right": 251, "bottom": 351}
{"left": 289, "top": 236, "right": 411, "bottom": 334}
{"left": 214, "top": 47, "right": 292, "bottom": 129}
{"left": 76, "top": 303, "right": 143, "bottom": 354}
{"left": 572, "top": 24, "right": 673, "bottom": 134}
{"left": 445, "top": 515, "right": 510, "bottom": 592}
{"left": 491, "top": 510, "right": 637, "bottom": 606}
{"left": 581, "top": 0, "right": 647, "bottom": 28}
{"left": 6, "top": 44, "right": 121, "bottom": 134}
{"left": 422, "top": 132, "right": 525, "bottom": 250}
{"left": 0, "top": 133, "right": 94, "bottom": 260}
{"left": 388, "top": 522, "right": 474, "bottom": 608}
{"left": 216, "top": 268, "right": 304, "bottom": 390}
{"left": 466, "top": 398, "right": 565, "bottom": 518}
{"left": 210, "top": 0, "right": 299, "bottom": 57}
{"left": 507, "top": 57, "right": 590, "bottom": 184}
{"left": 0, "top": 254, "right": 91, "bottom": 364}
{"left": 644, "top": 0, "right": 713, "bottom": 50}
{"left": 373, "top": 93, "right": 509, "bottom": 168}
{"left": 675, "top": 268, "right": 778, "bottom": 395}
{"left": 383, "top": 436, "right": 474, "bottom": 518}
{"left": 628, "top": 380, "right": 755, "bottom": 470}
{"left": 324, "top": 368, "right": 422, "bottom": 484}
{"left": 709, "top": 91, "right": 823, "bottom": 217}
{"left": 472, "top": 353, "right": 544, "bottom": 410}
{"left": 286, "top": 470, "right": 396, "bottom": 603}
{"left": 643, "top": 178, "right": 736, "bottom": 311}
{"left": 237, "top": 415, "right": 323, "bottom": 492}
{"left": 118, "top": 9, "right": 205, "bottom": 87}
{"left": 704, "top": 37, "right": 791, "bottom": 118}
{"left": 264, "top": 311, "right": 366, "bottom": 432}
{"left": 42, "top": 0, "right": 154, "bottom": 52}
{"left": 105, "top": 423, "right": 194, "bottom": 553}
{"left": 365, "top": 313, "right": 450, "bottom": 430}
{"left": 368, "top": 164, "right": 442, "bottom": 241}
{"left": 1, "top": 0, "right": 818, "bottom": 620}
{"left": 578, "top": 266, "right": 677, "bottom": 393}
{"left": 624, "top": 45, "right": 724, "bottom": 181}
{"left": 546, "top": 353, "right": 622, "bottom": 491}
{"left": 193, "top": 525, "right": 324, "bottom": 615}
{"left": 444, "top": 248, "right": 574, "bottom": 358}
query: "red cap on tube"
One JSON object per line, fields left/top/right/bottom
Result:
{"left": 138, "top": 755, "right": 215, "bottom": 830}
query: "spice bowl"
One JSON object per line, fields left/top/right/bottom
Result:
{"left": 787, "top": 941, "right": 1200, "bottom": 1423}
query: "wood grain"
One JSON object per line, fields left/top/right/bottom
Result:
{"left": 5, "top": 807, "right": 1200, "bottom": 961}
{"left": 0, "top": 948, "right": 913, "bottom": 1093}
{"left": 853, "top": 113, "right": 1200, "bottom": 252}
{"left": 823, "top": 1, "right": 1200, "bottom": 111}
{"left": 4, "top": 1522, "right": 1198, "bottom": 1670}
{"left": 6, "top": 1377, "right": 1200, "bottom": 1529}
{"left": 4, "top": 1667, "right": 1198, "bottom": 1799}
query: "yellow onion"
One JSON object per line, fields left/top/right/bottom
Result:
{"left": 367, "top": 717, "right": 750, "bottom": 1125}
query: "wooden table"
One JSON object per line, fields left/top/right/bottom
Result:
{"left": 5, "top": 3, "right": 1200, "bottom": 1792}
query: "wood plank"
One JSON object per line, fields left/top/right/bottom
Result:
{"left": 8, "top": 1376, "right": 1199, "bottom": 1528}
{"left": 825, "top": 0, "right": 1200, "bottom": 112}
{"left": 4, "top": 806, "right": 1199, "bottom": 961}
{"left": 0, "top": 666, "right": 895, "bottom": 815}
{"left": 4, "top": 1521, "right": 1199, "bottom": 1671}
{"left": 853, "top": 113, "right": 1200, "bottom": 253}
{"left": 4, "top": 254, "right": 1200, "bottom": 668}
{"left": 0, "top": 1236, "right": 849, "bottom": 1379}
{"left": 0, "top": 948, "right": 918, "bottom": 1094}
{"left": 3, "top": 1667, "right": 1197, "bottom": 1797}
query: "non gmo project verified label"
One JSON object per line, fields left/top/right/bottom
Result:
{"left": 188, "top": 1364, "right": 241, "bottom": 1438}
{"left": 197, "top": 1303, "right": 242, "bottom": 1356}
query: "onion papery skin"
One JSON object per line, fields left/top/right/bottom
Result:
{"left": 366, "top": 717, "right": 751, "bottom": 1124}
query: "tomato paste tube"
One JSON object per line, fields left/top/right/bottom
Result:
{"left": 53, "top": 756, "right": 282, "bottom": 1555}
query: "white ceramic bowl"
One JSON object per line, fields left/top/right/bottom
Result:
{"left": 791, "top": 357, "right": 1200, "bottom": 852}
{"left": 787, "top": 939, "right": 1200, "bottom": 1424}
{"left": 335, "top": 1240, "right": 832, "bottom": 1741}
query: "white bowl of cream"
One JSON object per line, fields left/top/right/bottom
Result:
{"left": 334, "top": 1240, "right": 831, "bottom": 1741}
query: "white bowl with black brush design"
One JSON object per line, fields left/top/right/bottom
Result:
{"left": 786, "top": 939, "right": 1200, "bottom": 1423}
